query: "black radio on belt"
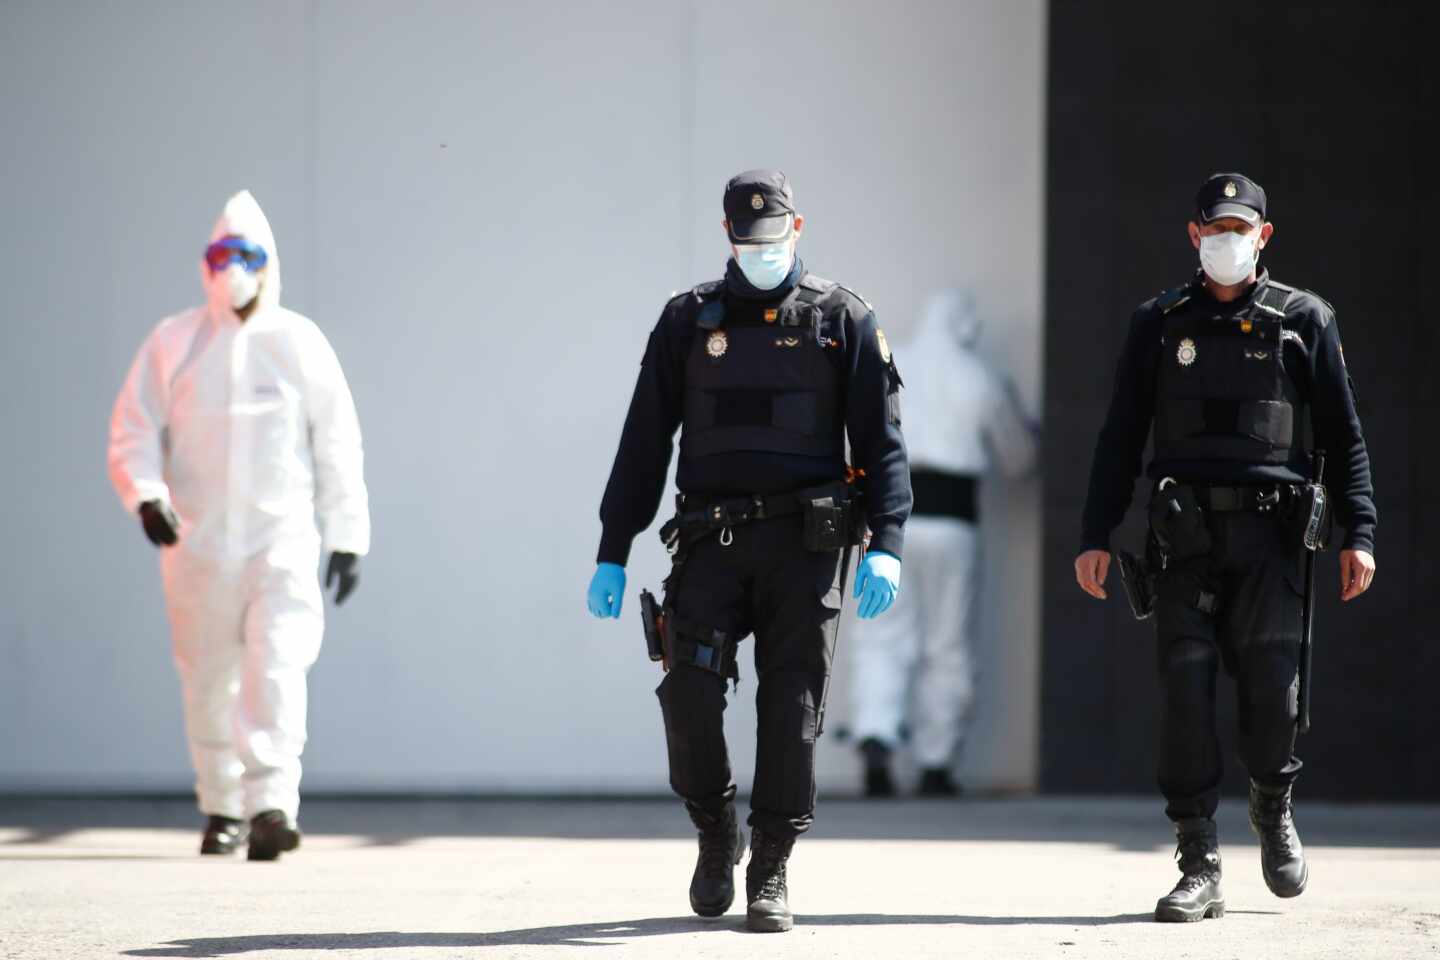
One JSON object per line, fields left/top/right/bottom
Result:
{"left": 1294, "top": 452, "right": 1333, "bottom": 552}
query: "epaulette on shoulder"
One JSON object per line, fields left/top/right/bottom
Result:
{"left": 1279, "top": 282, "right": 1335, "bottom": 317}
{"left": 1155, "top": 284, "right": 1192, "bottom": 316}
{"left": 798, "top": 273, "right": 838, "bottom": 295}
{"left": 1253, "top": 278, "right": 1299, "bottom": 318}
{"left": 834, "top": 282, "right": 874, "bottom": 312}
{"left": 683, "top": 279, "right": 725, "bottom": 330}
{"left": 690, "top": 279, "right": 723, "bottom": 301}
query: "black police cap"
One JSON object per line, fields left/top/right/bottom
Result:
{"left": 724, "top": 169, "right": 796, "bottom": 243}
{"left": 1196, "top": 172, "right": 1267, "bottom": 226}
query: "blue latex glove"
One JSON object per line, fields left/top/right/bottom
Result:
{"left": 853, "top": 551, "right": 901, "bottom": 619}
{"left": 587, "top": 562, "right": 626, "bottom": 619}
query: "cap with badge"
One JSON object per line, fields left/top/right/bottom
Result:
{"left": 1195, "top": 172, "right": 1267, "bottom": 226}
{"left": 724, "top": 169, "right": 796, "bottom": 244}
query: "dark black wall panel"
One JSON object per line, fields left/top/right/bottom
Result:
{"left": 1041, "top": 0, "right": 1438, "bottom": 799}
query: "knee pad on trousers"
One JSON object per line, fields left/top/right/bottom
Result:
{"left": 656, "top": 666, "right": 731, "bottom": 803}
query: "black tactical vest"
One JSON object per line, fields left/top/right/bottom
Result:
{"left": 680, "top": 273, "right": 845, "bottom": 460}
{"left": 1153, "top": 280, "right": 1301, "bottom": 465}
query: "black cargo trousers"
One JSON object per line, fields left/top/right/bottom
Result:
{"left": 657, "top": 512, "right": 844, "bottom": 839}
{"left": 1152, "top": 496, "right": 1305, "bottom": 822}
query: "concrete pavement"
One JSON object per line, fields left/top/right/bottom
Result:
{"left": 1, "top": 796, "right": 1436, "bottom": 959}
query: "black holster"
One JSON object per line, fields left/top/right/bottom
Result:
{"left": 640, "top": 589, "right": 665, "bottom": 663}
{"left": 1148, "top": 482, "right": 1212, "bottom": 561}
{"left": 1115, "top": 549, "right": 1158, "bottom": 620}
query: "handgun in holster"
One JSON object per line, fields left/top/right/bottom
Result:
{"left": 1114, "top": 550, "right": 1157, "bottom": 620}
{"left": 640, "top": 589, "right": 667, "bottom": 666}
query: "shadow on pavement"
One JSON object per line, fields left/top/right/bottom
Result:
{"left": 123, "top": 912, "right": 1211, "bottom": 956}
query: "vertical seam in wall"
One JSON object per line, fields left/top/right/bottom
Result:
{"left": 687, "top": 0, "right": 699, "bottom": 285}
{"left": 1028, "top": 0, "right": 1051, "bottom": 792}
{"left": 308, "top": 0, "right": 318, "bottom": 321}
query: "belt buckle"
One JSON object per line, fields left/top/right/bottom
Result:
{"left": 1256, "top": 487, "right": 1280, "bottom": 513}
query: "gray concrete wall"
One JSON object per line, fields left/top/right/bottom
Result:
{"left": 0, "top": 0, "right": 1045, "bottom": 793}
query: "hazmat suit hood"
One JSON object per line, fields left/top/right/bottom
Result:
{"left": 897, "top": 287, "right": 1036, "bottom": 478}
{"left": 201, "top": 190, "right": 282, "bottom": 319}
{"left": 914, "top": 288, "right": 981, "bottom": 353}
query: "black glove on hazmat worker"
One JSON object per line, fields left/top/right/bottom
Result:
{"left": 138, "top": 500, "right": 180, "bottom": 547}
{"left": 326, "top": 552, "right": 360, "bottom": 605}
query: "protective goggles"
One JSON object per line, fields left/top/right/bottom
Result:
{"left": 204, "top": 236, "right": 268, "bottom": 273}
{"left": 728, "top": 212, "right": 794, "bottom": 244}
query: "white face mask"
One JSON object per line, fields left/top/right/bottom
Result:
{"left": 222, "top": 263, "right": 262, "bottom": 310}
{"left": 1198, "top": 229, "right": 1260, "bottom": 286}
{"left": 734, "top": 240, "right": 795, "bottom": 291}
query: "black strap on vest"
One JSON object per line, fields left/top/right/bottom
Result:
{"left": 1252, "top": 280, "right": 1293, "bottom": 319}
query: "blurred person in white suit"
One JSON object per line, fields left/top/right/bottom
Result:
{"left": 108, "top": 190, "right": 370, "bottom": 860}
{"left": 850, "top": 289, "right": 1037, "bottom": 796}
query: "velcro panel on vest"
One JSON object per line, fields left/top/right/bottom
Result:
{"left": 1157, "top": 399, "right": 1294, "bottom": 461}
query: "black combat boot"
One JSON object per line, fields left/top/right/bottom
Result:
{"left": 200, "top": 815, "right": 245, "bottom": 855}
{"left": 917, "top": 767, "right": 961, "bottom": 797}
{"left": 687, "top": 803, "right": 746, "bottom": 917}
{"left": 1250, "top": 781, "right": 1308, "bottom": 897}
{"left": 1154, "top": 818, "right": 1224, "bottom": 922}
{"left": 860, "top": 738, "right": 896, "bottom": 798}
{"left": 246, "top": 810, "right": 302, "bottom": 862}
{"left": 746, "top": 827, "right": 796, "bottom": 933}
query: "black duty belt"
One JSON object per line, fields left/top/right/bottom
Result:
{"left": 1189, "top": 483, "right": 1291, "bottom": 513}
{"left": 676, "top": 491, "right": 807, "bottom": 526}
{"left": 910, "top": 468, "right": 978, "bottom": 523}
{"left": 659, "top": 483, "right": 854, "bottom": 552}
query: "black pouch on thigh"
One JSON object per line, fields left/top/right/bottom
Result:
{"left": 662, "top": 612, "right": 741, "bottom": 689}
{"left": 1149, "top": 484, "right": 1213, "bottom": 561}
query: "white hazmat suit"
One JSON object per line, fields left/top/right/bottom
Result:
{"left": 108, "top": 191, "right": 369, "bottom": 821}
{"left": 851, "top": 290, "right": 1036, "bottom": 771}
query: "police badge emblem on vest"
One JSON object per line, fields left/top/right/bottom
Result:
{"left": 1177, "top": 338, "right": 1197, "bottom": 366}
{"left": 706, "top": 330, "right": 728, "bottom": 358}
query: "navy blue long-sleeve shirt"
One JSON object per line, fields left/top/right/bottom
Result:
{"left": 1080, "top": 270, "right": 1376, "bottom": 555}
{"left": 598, "top": 258, "right": 911, "bottom": 566}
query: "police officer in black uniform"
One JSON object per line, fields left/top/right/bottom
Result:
{"left": 586, "top": 170, "right": 911, "bottom": 933}
{"left": 1074, "top": 173, "right": 1377, "bottom": 923}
